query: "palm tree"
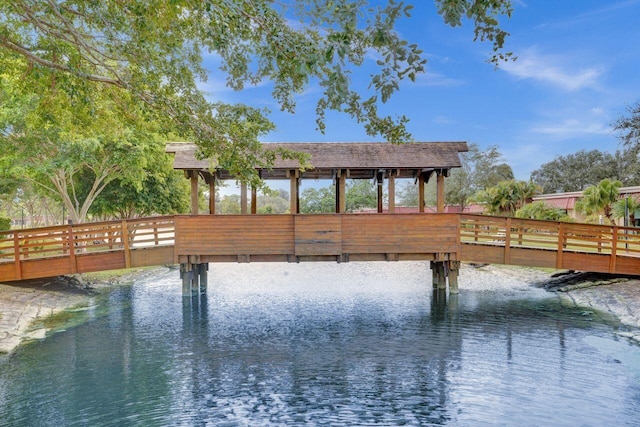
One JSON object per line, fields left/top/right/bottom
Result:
{"left": 575, "top": 178, "right": 622, "bottom": 225}
{"left": 472, "top": 180, "right": 541, "bottom": 216}
{"left": 612, "top": 196, "right": 640, "bottom": 226}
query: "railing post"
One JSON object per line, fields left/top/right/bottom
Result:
{"left": 122, "top": 220, "right": 131, "bottom": 269}
{"left": 556, "top": 223, "right": 564, "bottom": 269}
{"left": 504, "top": 217, "right": 511, "bottom": 265}
{"left": 597, "top": 230, "right": 602, "bottom": 253}
{"left": 68, "top": 225, "right": 77, "bottom": 273}
{"left": 517, "top": 225, "right": 523, "bottom": 246}
{"left": 610, "top": 227, "right": 618, "bottom": 273}
{"left": 13, "top": 232, "right": 21, "bottom": 280}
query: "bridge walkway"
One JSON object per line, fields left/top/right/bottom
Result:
{"left": 1, "top": 214, "right": 638, "bottom": 291}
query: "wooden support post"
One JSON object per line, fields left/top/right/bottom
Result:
{"left": 251, "top": 185, "right": 257, "bottom": 215}
{"left": 209, "top": 175, "right": 216, "bottom": 214}
{"left": 289, "top": 170, "right": 299, "bottom": 214}
{"left": 436, "top": 172, "right": 445, "bottom": 213}
{"left": 190, "top": 171, "right": 199, "bottom": 215}
{"left": 448, "top": 260, "right": 460, "bottom": 294}
{"left": 418, "top": 174, "right": 425, "bottom": 213}
{"left": 198, "top": 263, "right": 208, "bottom": 294}
{"left": 437, "top": 262, "right": 447, "bottom": 290}
{"left": 192, "top": 266, "right": 200, "bottom": 296}
{"left": 240, "top": 182, "right": 248, "bottom": 215}
{"left": 180, "top": 263, "right": 191, "bottom": 296}
{"left": 336, "top": 170, "right": 346, "bottom": 213}
{"left": 430, "top": 261, "right": 446, "bottom": 289}
{"left": 388, "top": 171, "right": 395, "bottom": 214}
{"left": 377, "top": 172, "right": 384, "bottom": 213}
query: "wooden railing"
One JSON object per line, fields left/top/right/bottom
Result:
{"left": 1, "top": 213, "right": 639, "bottom": 282}
{"left": 0, "top": 216, "right": 175, "bottom": 261}
{"left": 0, "top": 216, "right": 175, "bottom": 281}
{"left": 460, "top": 214, "right": 640, "bottom": 274}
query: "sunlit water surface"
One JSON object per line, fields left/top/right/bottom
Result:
{"left": 1, "top": 263, "right": 639, "bottom": 426}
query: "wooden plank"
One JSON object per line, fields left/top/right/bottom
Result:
{"left": 130, "top": 246, "right": 175, "bottom": 267}
{"left": 294, "top": 215, "right": 341, "bottom": 256}
{"left": 175, "top": 215, "right": 295, "bottom": 256}
{"left": 76, "top": 252, "right": 126, "bottom": 273}
{"left": 20, "top": 257, "right": 72, "bottom": 279}
{"left": 461, "top": 243, "right": 505, "bottom": 264}
{"left": 562, "top": 252, "right": 611, "bottom": 273}
{"left": 342, "top": 214, "right": 459, "bottom": 255}
{"left": 0, "top": 262, "right": 18, "bottom": 282}
{"left": 509, "top": 248, "right": 556, "bottom": 268}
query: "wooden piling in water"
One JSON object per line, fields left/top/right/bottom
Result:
{"left": 448, "top": 260, "right": 460, "bottom": 294}
{"left": 180, "top": 261, "right": 209, "bottom": 296}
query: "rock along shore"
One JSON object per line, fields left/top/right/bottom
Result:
{"left": 474, "top": 263, "right": 640, "bottom": 344}
{"left": 0, "top": 267, "right": 161, "bottom": 355}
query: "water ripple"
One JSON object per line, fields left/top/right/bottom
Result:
{"left": 1, "top": 262, "right": 639, "bottom": 426}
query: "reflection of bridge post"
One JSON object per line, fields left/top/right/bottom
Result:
{"left": 180, "top": 258, "right": 209, "bottom": 296}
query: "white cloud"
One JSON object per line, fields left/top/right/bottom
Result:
{"left": 433, "top": 115, "right": 454, "bottom": 124}
{"left": 415, "top": 71, "right": 464, "bottom": 87}
{"left": 501, "top": 48, "right": 603, "bottom": 91}
{"left": 533, "top": 119, "right": 611, "bottom": 139}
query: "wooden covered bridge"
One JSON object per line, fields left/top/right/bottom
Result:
{"left": 1, "top": 142, "right": 639, "bottom": 295}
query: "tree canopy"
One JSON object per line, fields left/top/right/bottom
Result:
{"left": 300, "top": 180, "right": 378, "bottom": 213}
{"left": 0, "top": 0, "right": 514, "bottom": 187}
{"left": 530, "top": 149, "right": 623, "bottom": 194}
{"left": 445, "top": 143, "right": 513, "bottom": 209}
{"left": 0, "top": 56, "right": 172, "bottom": 223}
{"left": 515, "top": 201, "right": 571, "bottom": 222}
{"left": 614, "top": 100, "right": 640, "bottom": 150}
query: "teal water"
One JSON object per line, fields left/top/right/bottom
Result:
{"left": 0, "top": 263, "right": 639, "bottom": 426}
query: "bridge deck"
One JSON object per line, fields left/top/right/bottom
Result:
{"left": 1, "top": 214, "right": 639, "bottom": 282}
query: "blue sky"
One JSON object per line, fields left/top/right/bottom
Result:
{"left": 203, "top": 0, "right": 640, "bottom": 181}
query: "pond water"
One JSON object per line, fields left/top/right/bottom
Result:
{"left": 1, "top": 263, "right": 639, "bottom": 426}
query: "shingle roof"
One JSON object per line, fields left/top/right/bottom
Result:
{"left": 166, "top": 141, "right": 468, "bottom": 179}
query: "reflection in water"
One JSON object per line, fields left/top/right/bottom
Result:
{"left": 0, "top": 263, "right": 639, "bottom": 426}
